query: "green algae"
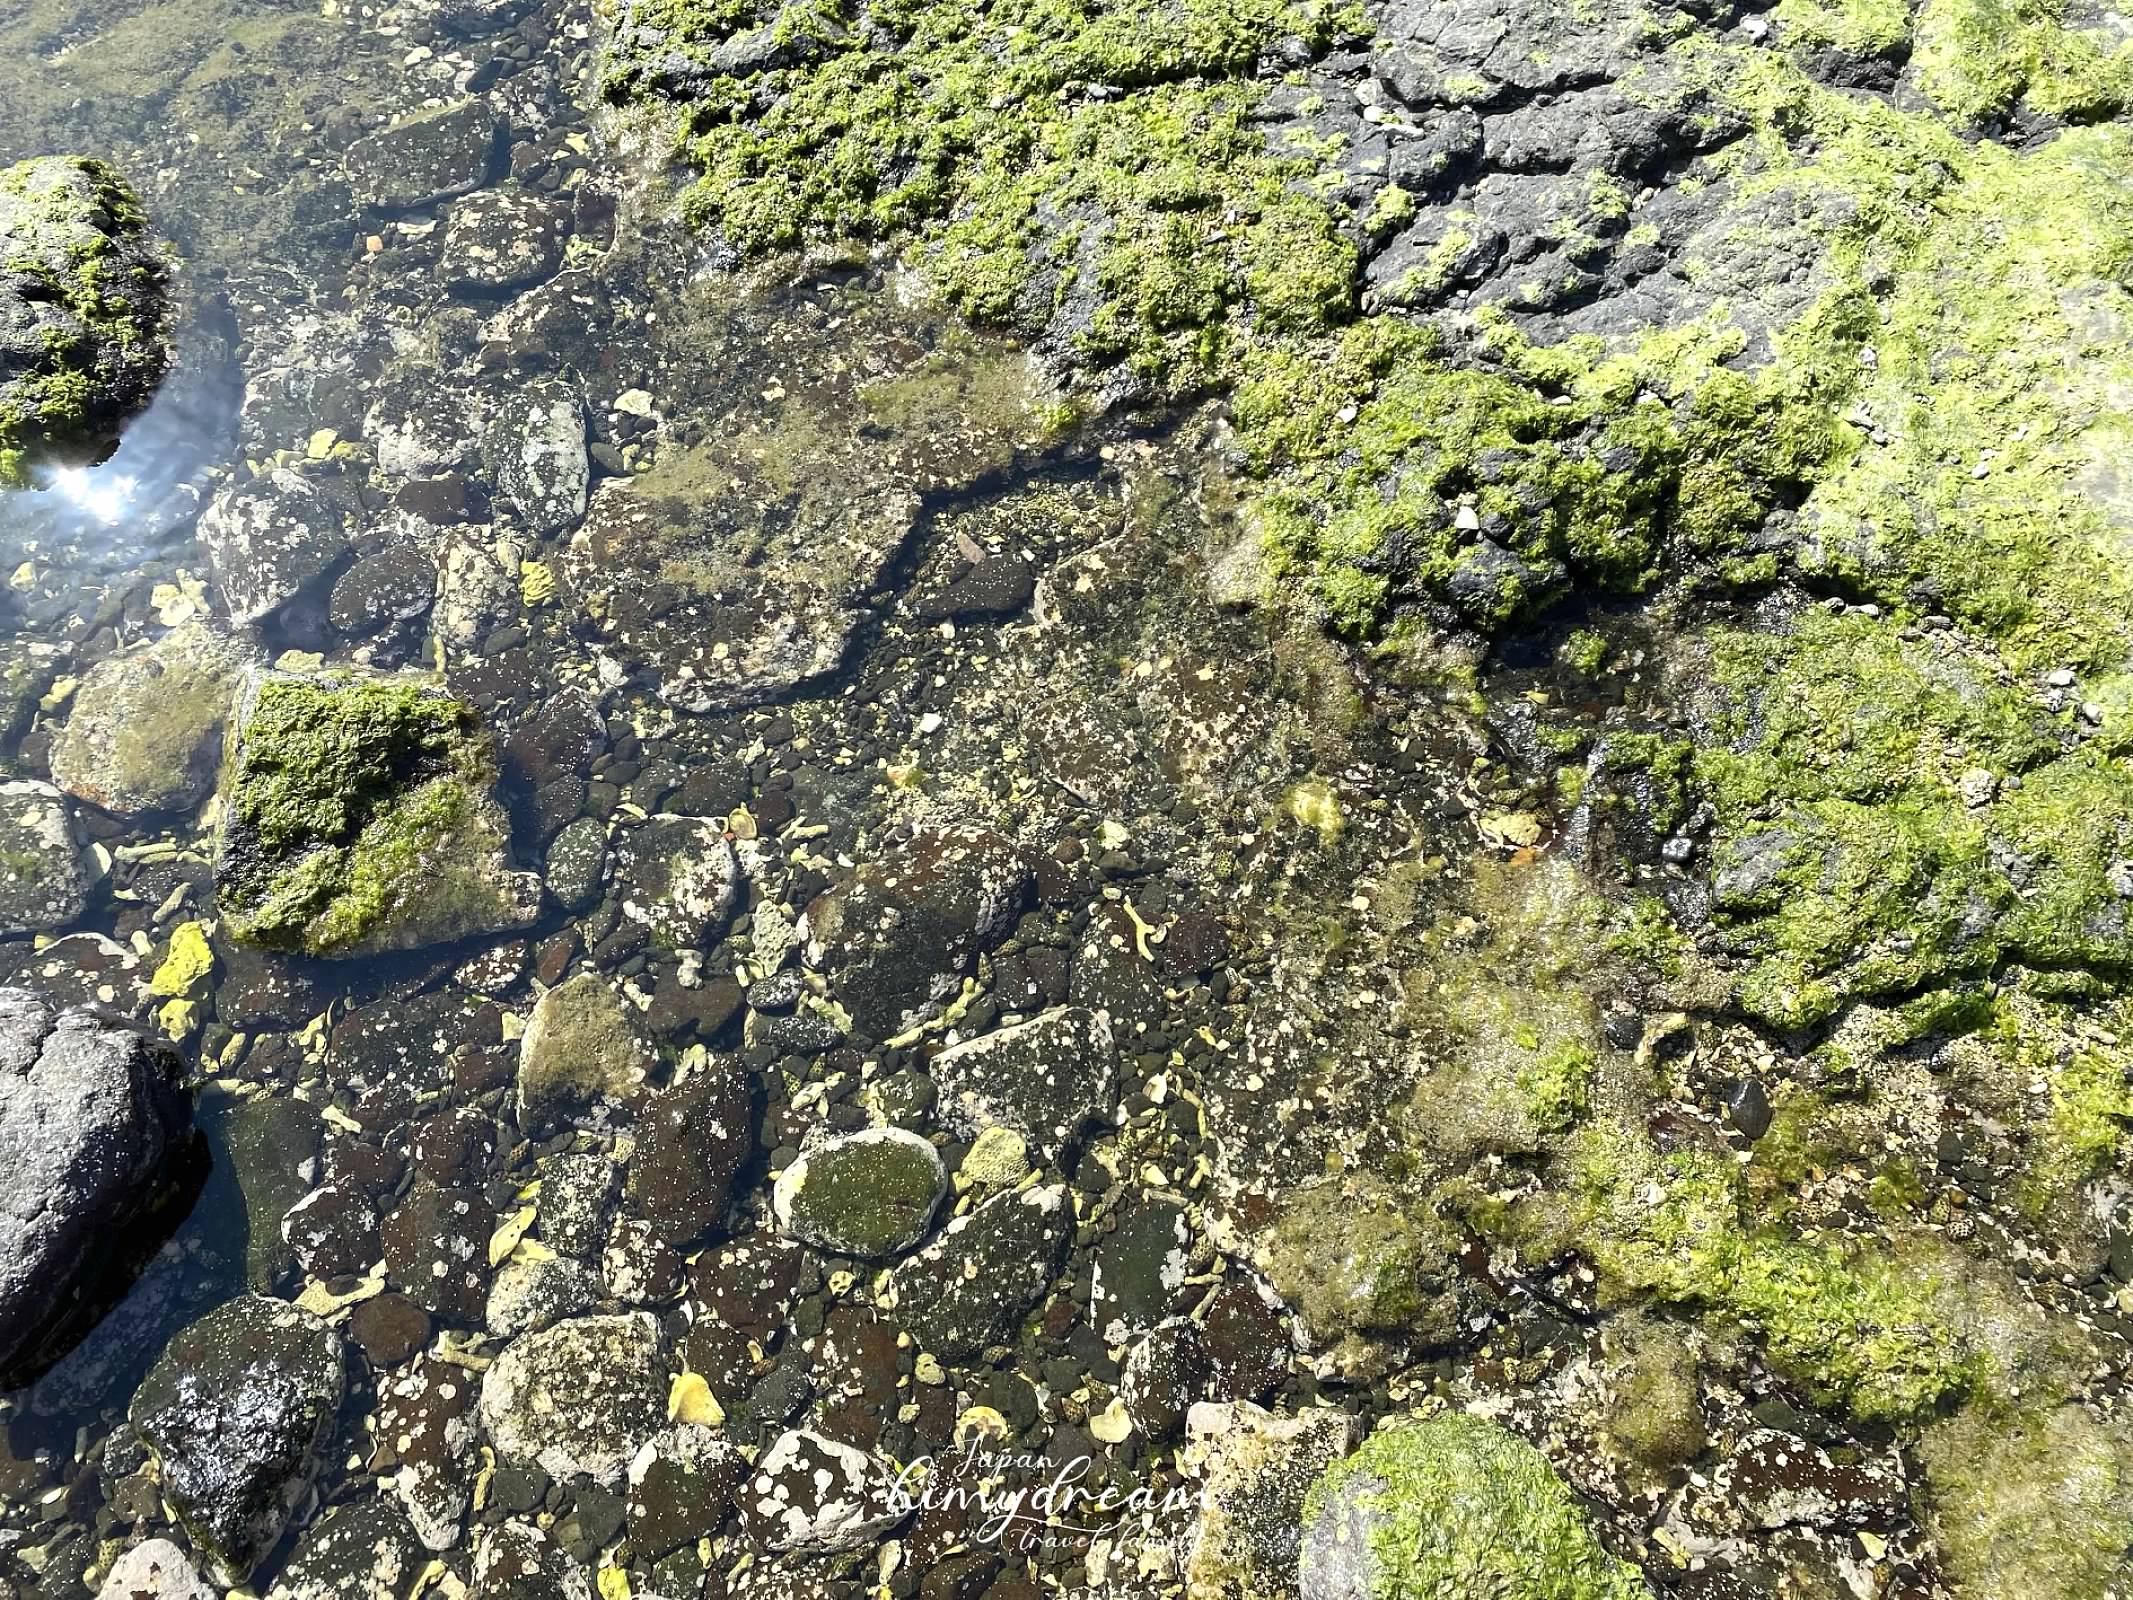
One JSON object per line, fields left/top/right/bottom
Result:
{"left": 610, "top": 0, "right": 1364, "bottom": 397}
{"left": 1522, "top": 1116, "right": 1988, "bottom": 1422}
{"left": 217, "top": 676, "right": 511, "bottom": 957}
{"left": 1918, "top": 1403, "right": 2133, "bottom": 1600}
{"left": 1301, "top": 1412, "right": 1648, "bottom": 1600}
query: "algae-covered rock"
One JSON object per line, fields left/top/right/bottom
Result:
{"left": 772, "top": 1127, "right": 947, "bottom": 1260}
{"left": 1259, "top": 1179, "right": 1478, "bottom": 1373}
{"left": 1917, "top": 1403, "right": 2133, "bottom": 1600}
{"left": 0, "top": 156, "right": 172, "bottom": 487}
{"left": 214, "top": 670, "right": 541, "bottom": 958}
{"left": 0, "top": 779, "right": 90, "bottom": 935}
{"left": 1299, "top": 1412, "right": 1647, "bottom": 1600}
{"left": 515, "top": 971, "right": 658, "bottom": 1132}
{"left": 49, "top": 623, "right": 245, "bottom": 817}
{"left": 129, "top": 1294, "right": 346, "bottom": 1585}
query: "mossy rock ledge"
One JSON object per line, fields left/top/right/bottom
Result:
{"left": 0, "top": 155, "right": 174, "bottom": 488}
{"left": 213, "top": 669, "right": 541, "bottom": 959}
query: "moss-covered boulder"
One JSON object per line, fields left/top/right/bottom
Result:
{"left": 1300, "top": 1413, "right": 1647, "bottom": 1600}
{"left": 0, "top": 156, "right": 172, "bottom": 488}
{"left": 213, "top": 671, "right": 540, "bottom": 958}
{"left": 1258, "top": 1179, "right": 1479, "bottom": 1375}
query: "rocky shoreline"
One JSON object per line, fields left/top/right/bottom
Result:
{"left": 1, "top": 0, "right": 2132, "bottom": 1597}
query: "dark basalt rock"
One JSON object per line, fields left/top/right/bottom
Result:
{"left": 0, "top": 157, "right": 173, "bottom": 486}
{"left": 0, "top": 987, "right": 202, "bottom": 1389}
{"left": 128, "top": 1294, "right": 346, "bottom": 1585}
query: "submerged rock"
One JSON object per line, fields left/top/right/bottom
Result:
{"left": 129, "top": 1294, "right": 346, "bottom": 1585}
{"left": 1185, "top": 1401, "right": 1359, "bottom": 1600}
{"left": 1298, "top": 1412, "right": 1644, "bottom": 1600}
{"left": 741, "top": 1427, "right": 906, "bottom": 1555}
{"left": 95, "top": 1539, "right": 215, "bottom": 1600}
{"left": 49, "top": 623, "right": 245, "bottom": 817}
{"left": 617, "top": 814, "right": 741, "bottom": 947}
{"left": 624, "top": 1061, "right": 752, "bottom": 1244}
{"left": 214, "top": 670, "right": 540, "bottom": 958}
{"left": 0, "top": 779, "right": 90, "bottom": 935}
{"left": 345, "top": 100, "right": 502, "bottom": 212}
{"left": 802, "top": 828, "right": 1035, "bottom": 1037}
{"left": 265, "top": 1497, "right": 425, "bottom": 1600}
{"left": 516, "top": 972, "right": 657, "bottom": 1133}
{"left": 930, "top": 1004, "right": 1118, "bottom": 1163}
{"left": 483, "top": 375, "right": 587, "bottom": 535}
{"left": 0, "top": 156, "right": 172, "bottom": 486}
{"left": 772, "top": 1127, "right": 947, "bottom": 1260}
{"left": 886, "top": 1180, "right": 1073, "bottom": 1359}
{"left": 195, "top": 467, "right": 358, "bottom": 626}
{"left": 0, "top": 989, "right": 197, "bottom": 1386}
{"left": 478, "top": 1311, "right": 668, "bottom": 1487}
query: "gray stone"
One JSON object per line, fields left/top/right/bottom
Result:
{"left": 740, "top": 1427, "right": 905, "bottom": 1555}
{"left": 886, "top": 1181, "right": 1073, "bottom": 1360}
{"left": 196, "top": 468, "right": 356, "bottom": 625}
{"left": 485, "top": 1253, "right": 603, "bottom": 1339}
{"left": 484, "top": 376, "right": 587, "bottom": 536}
{"left": 265, "top": 1497, "right": 425, "bottom": 1600}
{"left": 542, "top": 816, "right": 608, "bottom": 914}
{"left": 95, "top": 1539, "right": 214, "bottom": 1600}
{"left": 617, "top": 814, "right": 740, "bottom": 948}
{"left": 0, "top": 988, "right": 195, "bottom": 1386}
{"left": 479, "top": 1311, "right": 668, "bottom": 1487}
{"left": 445, "top": 189, "right": 571, "bottom": 293}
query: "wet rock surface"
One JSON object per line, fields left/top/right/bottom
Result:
{"left": 9, "top": 0, "right": 2133, "bottom": 1596}
{"left": 0, "top": 988, "right": 197, "bottom": 1388}
{"left": 127, "top": 1295, "right": 344, "bottom": 1584}
{"left": 0, "top": 156, "right": 172, "bottom": 485}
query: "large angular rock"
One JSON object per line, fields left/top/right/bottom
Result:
{"left": 802, "top": 829, "right": 1035, "bottom": 1037}
{"left": 929, "top": 1005, "right": 1118, "bottom": 1163}
{"left": 478, "top": 1311, "right": 668, "bottom": 1487}
{"left": 49, "top": 623, "right": 245, "bottom": 817}
{"left": 0, "top": 988, "right": 197, "bottom": 1387}
{"left": 0, "top": 157, "right": 171, "bottom": 486}
{"left": 214, "top": 671, "right": 540, "bottom": 958}
{"left": 129, "top": 1295, "right": 346, "bottom": 1585}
